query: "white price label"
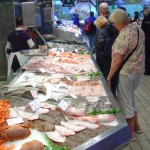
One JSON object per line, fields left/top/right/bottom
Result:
{"left": 30, "top": 90, "right": 38, "bottom": 99}
{"left": 39, "top": 68, "right": 46, "bottom": 73}
{"left": 66, "top": 76, "right": 72, "bottom": 81}
{"left": 26, "top": 73, "right": 35, "bottom": 78}
{"left": 29, "top": 99, "right": 41, "bottom": 112}
{"left": 7, "top": 117, "right": 24, "bottom": 126}
{"left": 75, "top": 49, "right": 79, "bottom": 53}
{"left": 75, "top": 33, "right": 79, "bottom": 37}
{"left": 58, "top": 100, "right": 69, "bottom": 111}
{"left": 62, "top": 64, "right": 67, "bottom": 69}
{"left": 70, "top": 94, "right": 77, "bottom": 99}
{"left": 28, "top": 79, "right": 37, "bottom": 87}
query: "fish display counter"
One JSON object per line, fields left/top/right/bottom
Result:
{"left": 0, "top": 42, "right": 131, "bottom": 150}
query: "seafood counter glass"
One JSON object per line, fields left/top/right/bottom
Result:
{"left": 0, "top": 43, "right": 131, "bottom": 150}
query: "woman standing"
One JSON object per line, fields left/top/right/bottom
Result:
{"left": 6, "top": 17, "right": 36, "bottom": 78}
{"left": 93, "top": 16, "right": 116, "bottom": 79}
{"left": 84, "top": 11, "right": 96, "bottom": 51}
{"left": 107, "top": 9, "right": 145, "bottom": 140}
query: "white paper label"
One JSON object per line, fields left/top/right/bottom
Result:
{"left": 66, "top": 76, "right": 72, "bottom": 81}
{"left": 28, "top": 78, "right": 37, "bottom": 87}
{"left": 7, "top": 117, "right": 24, "bottom": 125}
{"left": 29, "top": 99, "right": 41, "bottom": 112}
{"left": 30, "top": 90, "right": 38, "bottom": 99}
{"left": 58, "top": 100, "right": 69, "bottom": 111}
{"left": 39, "top": 68, "right": 46, "bottom": 73}
{"left": 75, "top": 33, "right": 79, "bottom": 37}
{"left": 75, "top": 49, "right": 79, "bottom": 53}
{"left": 70, "top": 94, "right": 77, "bottom": 99}
{"left": 25, "top": 73, "right": 35, "bottom": 78}
{"left": 62, "top": 64, "right": 67, "bottom": 69}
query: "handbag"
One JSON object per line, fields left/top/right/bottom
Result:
{"left": 111, "top": 27, "right": 139, "bottom": 96}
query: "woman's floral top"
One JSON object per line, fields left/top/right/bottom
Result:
{"left": 112, "top": 24, "right": 145, "bottom": 75}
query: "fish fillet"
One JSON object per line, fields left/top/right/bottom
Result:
{"left": 61, "top": 121, "right": 86, "bottom": 132}
{"left": 45, "top": 130, "right": 66, "bottom": 143}
{"left": 55, "top": 125, "right": 75, "bottom": 136}
{"left": 68, "top": 119, "right": 99, "bottom": 129}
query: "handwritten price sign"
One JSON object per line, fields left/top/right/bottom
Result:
{"left": 58, "top": 100, "right": 69, "bottom": 111}
{"left": 7, "top": 117, "right": 24, "bottom": 126}
{"left": 29, "top": 99, "right": 41, "bottom": 112}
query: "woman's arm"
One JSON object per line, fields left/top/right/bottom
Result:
{"left": 107, "top": 53, "right": 123, "bottom": 82}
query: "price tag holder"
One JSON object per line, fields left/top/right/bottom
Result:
{"left": 30, "top": 90, "right": 38, "bottom": 99}
{"left": 70, "top": 94, "right": 77, "bottom": 99}
{"left": 28, "top": 78, "right": 37, "bottom": 87}
{"left": 39, "top": 68, "right": 46, "bottom": 73}
{"left": 25, "top": 73, "right": 35, "bottom": 78}
{"left": 29, "top": 99, "right": 41, "bottom": 112}
{"left": 75, "top": 49, "right": 79, "bottom": 53}
{"left": 66, "top": 76, "right": 72, "bottom": 81}
{"left": 58, "top": 99, "right": 69, "bottom": 111}
{"left": 7, "top": 117, "right": 24, "bottom": 126}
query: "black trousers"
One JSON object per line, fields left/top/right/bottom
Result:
{"left": 11, "top": 55, "right": 21, "bottom": 72}
{"left": 145, "top": 47, "right": 150, "bottom": 73}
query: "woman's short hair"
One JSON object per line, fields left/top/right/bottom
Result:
{"left": 99, "top": 2, "right": 109, "bottom": 9}
{"left": 16, "top": 17, "right": 23, "bottom": 27}
{"left": 109, "top": 9, "right": 130, "bottom": 25}
{"left": 94, "top": 16, "right": 109, "bottom": 30}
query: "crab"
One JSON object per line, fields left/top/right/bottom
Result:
{"left": 0, "top": 122, "right": 31, "bottom": 142}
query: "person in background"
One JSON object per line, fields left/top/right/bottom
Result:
{"left": 142, "top": 7, "right": 149, "bottom": 18}
{"left": 107, "top": 9, "right": 145, "bottom": 140}
{"left": 73, "top": 14, "right": 80, "bottom": 27}
{"left": 119, "top": 6, "right": 126, "bottom": 12}
{"left": 84, "top": 11, "right": 96, "bottom": 51}
{"left": 6, "top": 17, "right": 36, "bottom": 78}
{"left": 93, "top": 16, "right": 117, "bottom": 80}
{"left": 99, "top": 2, "right": 110, "bottom": 19}
{"left": 133, "top": 11, "right": 139, "bottom": 22}
{"left": 141, "top": 9, "right": 150, "bottom": 75}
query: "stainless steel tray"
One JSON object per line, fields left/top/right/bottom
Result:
{"left": 20, "top": 49, "right": 48, "bottom": 56}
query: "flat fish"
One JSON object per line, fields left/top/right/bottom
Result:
{"left": 73, "top": 114, "right": 116, "bottom": 124}
{"left": 61, "top": 121, "right": 86, "bottom": 132}
{"left": 9, "top": 107, "right": 19, "bottom": 118}
{"left": 55, "top": 125, "right": 75, "bottom": 136}
{"left": 32, "top": 120, "right": 55, "bottom": 132}
{"left": 36, "top": 108, "right": 49, "bottom": 115}
{"left": 45, "top": 130, "right": 66, "bottom": 143}
{"left": 15, "top": 107, "right": 39, "bottom": 120}
{"left": 68, "top": 119, "right": 99, "bottom": 129}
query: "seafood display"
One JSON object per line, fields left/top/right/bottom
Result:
{"left": 0, "top": 41, "right": 130, "bottom": 150}
{"left": 20, "top": 49, "right": 48, "bottom": 56}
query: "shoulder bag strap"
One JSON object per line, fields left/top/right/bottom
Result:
{"left": 118, "top": 27, "right": 139, "bottom": 71}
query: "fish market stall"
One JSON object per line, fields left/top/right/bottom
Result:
{"left": 0, "top": 41, "right": 131, "bottom": 150}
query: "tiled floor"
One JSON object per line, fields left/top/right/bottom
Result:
{"left": 123, "top": 75, "right": 150, "bottom": 150}
{"left": 0, "top": 75, "right": 150, "bottom": 150}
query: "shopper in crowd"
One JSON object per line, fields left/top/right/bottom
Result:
{"left": 84, "top": 11, "right": 96, "bottom": 51}
{"left": 99, "top": 2, "right": 110, "bottom": 19}
{"left": 133, "top": 11, "right": 139, "bottom": 22}
{"left": 6, "top": 17, "right": 36, "bottom": 78}
{"left": 107, "top": 9, "right": 145, "bottom": 140}
{"left": 142, "top": 7, "right": 149, "bottom": 18}
{"left": 141, "top": 9, "right": 150, "bottom": 75}
{"left": 93, "top": 16, "right": 117, "bottom": 81}
{"left": 73, "top": 14, "right": 80, "bottom": 27}
{"left": 119, "top": 6, "right": 126, "bottom": 12}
